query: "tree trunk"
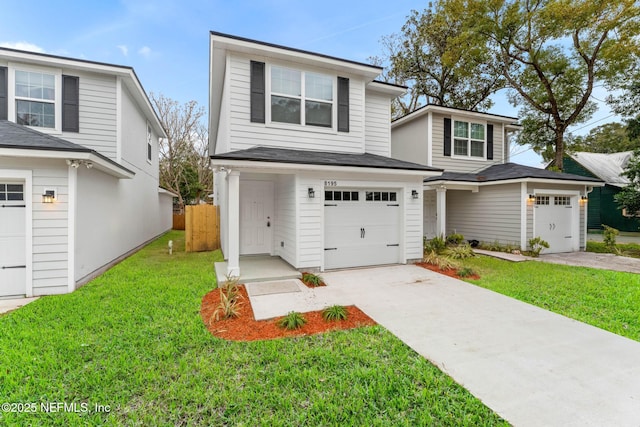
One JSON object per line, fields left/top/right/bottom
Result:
{"left": 554, "top": 130, "right": 565, "bottom": 171}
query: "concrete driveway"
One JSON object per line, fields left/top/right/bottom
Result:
{"left": 538, "top": 251, "right": 640, "bottom": 274}
{"left": 249, "top": 265, "right": 640, "bottom": 427}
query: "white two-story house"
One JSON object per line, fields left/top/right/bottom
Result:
{"left": 209, "top": 32, "right": 442, "bottom": 276}
{"left": 0, "top": 48, "right": 173, "bottom": 298}
{"left": 391, "top": 105, "right": 603, "bottom": 253}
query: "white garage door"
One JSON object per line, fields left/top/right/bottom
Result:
{"left": 324, "top": 189, "right": 401, "bottom": 269}
{"left": 534, "top": 195, "right": 578, "bottom": 253}
{"left": 0, "top": 182, "right": 27, "bottom": 297}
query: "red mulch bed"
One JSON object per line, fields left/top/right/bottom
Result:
{"left": 416, "top": 262, "right": 480, "bottom": 280}
{"left": 300, "top": 272, "right": 326, "bottom": 288}
{"left": 200, "top": 285, "right": 376, "bottom": 342}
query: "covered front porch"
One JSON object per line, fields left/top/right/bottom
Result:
{"left": 214, "top": 255, "right": 301, "bottom": 284}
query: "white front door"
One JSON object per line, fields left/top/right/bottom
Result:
{"left": 324, "top": 189, "right": 401, "bottom": 269}
{"left": 534, "top": 195, "right": 577, "bottom": 253}
{"left": 239, "top": 180, "right": 274, "bottom": 255}
{"left": 0, "top": 182, "right": 27, "bottom": 297}
{"left": 423, "top": 190, "right": 437, "bottom": 239}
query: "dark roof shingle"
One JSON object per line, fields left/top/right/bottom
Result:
{"left": 424, "top": 162, "right": 602, "bottom": 183}
{"left": 211, "top": 146, "right": 442, "bottom": 172}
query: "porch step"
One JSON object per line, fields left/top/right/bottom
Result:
{"left": 214, "top": 256, "right": 301, "bottom": 285}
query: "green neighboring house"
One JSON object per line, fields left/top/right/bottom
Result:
{"left": 550, "top": 151, "right": 640, "bottom": 232}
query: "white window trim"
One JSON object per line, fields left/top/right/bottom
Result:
{"left": 146, "top": 122, "right": 153, "bottom": 164}
{"left": 265, "top": 63, "right": 338, "bottom": 134}
{"left": 7, "top": 62, "right": 62, "bottom": 134}
{"left": 451, "top": 117, "right": 487, "bottom": 160}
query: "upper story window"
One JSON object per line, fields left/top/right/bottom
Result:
{"left": 15, "top": 70, "right": 55, "bottom": 128}
{"left": 270, "top": 66, "right": 333, "bottom": 128}
{"left": 453, "top": 120, "right": 485, "bottom": 158}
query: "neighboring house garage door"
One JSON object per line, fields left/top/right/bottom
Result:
{"left": 534, "top": 195, "right": 578, "bottom": 253}
{"left": 324, "top": 189, "right": 400, "bottom": 269}
{"left": 0, "top": 182, "right": 26, "bottom": 297}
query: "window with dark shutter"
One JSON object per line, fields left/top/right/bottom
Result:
{"left": 337, "top": 77, "right": 349, "bottom": 132}
{"left": 62, "top": 75, "right": 79, "bottom": 132}
{"left": 443, "top": 117, "right": 451, "bottom": 156}
{"left": 250, "top": 61, "right": 265, "bottom": 123}
{"left": 487, "top": 124, "right": 494, "bottom": 160}
{"left": 0, "top": 67, "right": 7, "bottom": 120}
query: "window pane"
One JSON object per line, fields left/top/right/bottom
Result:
{"left": 343, "top": 191, "right": 351, "bottom": 201}
{"left": 0, "top": 184, "right": 5, "bottom": 191}
{"left": 334, "top": 191, "right": 342, "bottom": 201}
{"left": 305, "top": 100, "right": 332, "bottom": 127}
{"left": 374, "top": 192, "right": 381, "bottom": 201}
{"left": 271, "top": 66, "right": 301, "bottom": 96}
{"left": 351, "top": 191, "right": 359, "bottom": 201}
{"left": 382, "top": 192, "right": 389, "bottom": 201}
{"left": 7, "top": 184, "right": 23, "bottom": 192}
{"left": 470, "top": 140, "right": 484, "bottom": 157}
{"left": 7, "top": 193, "right": 23, "bottom": 201}
{"left": 366, "top": 191, "right": 373, "bottom": 201}
{"left": 454, "top": 120, "right": 468, "bottom": 138}
{"left": 454, "top": 139, "right": 468, "bottom": 156}
{"left": 0, "top": 194, "right": 4, "bottom": 201}
{"left": 306, "top": 72, "right": 332, "bottom": 101}
{"left": 271, "top": 96, "right": 301, "bottom": 124}
{"left": 16, "top": 100, "right": 55, "bottom": 128}
{"left": 471, "top": 123, "right": 484, "bottom": 140}
{"left": 16, "top": 71, "right": 28, "bottom": 84}
{"left": 325, "top": 191, "right": 333, "bottom": 201}
{"left": 389, "top": 192, "right": 397, "bottom": 201}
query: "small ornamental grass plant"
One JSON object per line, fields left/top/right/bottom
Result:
{"left": 446, "top": 243, "right": 476, "bottom": 260}
{"left": 322, "top": 305, "right": 348, "bottom": 322}
{"left": 277, "top": 311, "right": 307, "bottom": 330}
{"left": 527, "top": 237, "right": 550, "bottom": 257}
{"left": 424, "top": 250, "right": 460, "bottom": 271}
{"left": 211, "top": 275, "right": 243, "bottom": 322}
{"left": 302, "top": 272, "right": 323, "bottom": 287}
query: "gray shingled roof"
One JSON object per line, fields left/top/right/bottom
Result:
{"left": 0, "top": 120, "right": 133, "bottom": 174}
{"left": 570, "top": 151, "right": 632, "bottom": 187}
{"left": 424, "top": 162, "right": 602, "bottom": 183}
{"left": 211, "top": 146, "right": 443, "bottom": 172}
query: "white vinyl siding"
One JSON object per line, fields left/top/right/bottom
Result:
{"left": 404, "top": 182, "right": 424, "bottom": 261}
{"left": 446, "top": 183, "right": 521, "bottom": 245}
{"left": 365, "top": 90, "right": 391, "bottom": 156}
{"left": 62, "top": 71, "right": 117, "bottom": 160}
{"left": 227, "top": 54, "right": 365, "bottom": 154}
{"left": 391, "top": 118, "right": 429, "bottom": 166}
{"left": 297, "top": 175, "right": 323, "bottom": 268}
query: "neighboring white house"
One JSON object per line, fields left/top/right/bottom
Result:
{"left": 391, "top": 105, "right": 603, "bottom": 253}
{"left": 0, "top": 48, "right": 173, "bottom": 298}
{"left": 209, "top": 32, "right": 442, "bottom": 276}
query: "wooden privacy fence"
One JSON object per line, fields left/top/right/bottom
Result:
{"left": 173, "top": 214, "right": 185, "bottom": 230}
{"left": 185, "top": 205, "right": 220, "bottom": 252}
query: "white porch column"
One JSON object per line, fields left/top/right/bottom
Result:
{"left": 436, "top": 186, "right": 447, "bottom": 238}
{"left": 227, "top": 171, "right": 240, "bottom": 277}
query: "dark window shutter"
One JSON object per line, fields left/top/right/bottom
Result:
{"left": 487, "top": 124, "right": 494, "bottom": 160}
{"left": 337, "top": 77, "right": 349, "bottom": 132}
{"left": 250, "top": 61, "right": 265, "bottom": 123}
{"left": 62, "top": 75, "right": 79, "bottom": 132}
{"left": 444, "top": 117, "right": 451, "bottom": 157}
{"left": 0, "top": 67, "right": 7, "bottom": 120}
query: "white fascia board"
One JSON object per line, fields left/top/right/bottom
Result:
{"left": 0, "top": 148, "right": 134, "bottom": 179}
{"left": 210, "top": 33, "right": 381, "bottom": 79}
{"left": 424, "top": 177, "right": 604, "bottom": 188}
{"left": 366, "top": 81, "right": 407, "bottom": 97}
{"left": 210, "top": 158, "right": 440, "bottom": 178}
{"left": 392, "top": 105, "right": 520, "bottom": 128}
{"left": 424, "top": 183, "right": 479, "bottom": 192}
{"left": 158, "top": 187, "right": 179, "bottom": 197}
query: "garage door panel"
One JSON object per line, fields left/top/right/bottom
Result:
{"left": 325, "top": 189, "right": 401, "bottom": 269}
{"left": 534, "top": 195, "right": 577, "bottom": 253}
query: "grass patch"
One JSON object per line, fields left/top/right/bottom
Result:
{"left": 0, "top": 231, "right": 506, "bottom": 426}
{"left": 464, "top": 256, "right": 640, "bottom": 341}
{"left": 587, "top": 241, "right": 640, "bottom": 258}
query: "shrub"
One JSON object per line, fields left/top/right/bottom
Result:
{"left": 446, "top": 233, "right": 465, "bottom": 246}
{"left": 302, "top": 272, "right": 323, "bottom": 287}
{"left": 528, "top": 237, "right": 550, "bottom": 257}
{"left": 602, "top": 225, "right": 620, "bottom": 253}
{"left": 424, "top": 250, "right": 459, "bottom": 270}
{"left": 211, "top": 275, "right": 243, "bottom": 322}
{"left": 457, "top": 267, "right": 476, "bottom": 278}
{"left": 322, "top": 305, "right": 348, "bottom": 321}
{"left": 277, "top": 311, "right": 307, "bottom": 330}
{"left": 424, "top": 235, "right": 447, "bottom": 254}
{"left": 446, "top": 243, "right": 476, "bottom": 259}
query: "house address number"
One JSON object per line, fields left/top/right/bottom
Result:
{"left": 324, "top": 180, "right": 338, "bottom": 187}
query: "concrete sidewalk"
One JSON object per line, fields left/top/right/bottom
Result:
{"left": 248, "top": 265, "right": 640, "bottom": 427}
{"left": 0, "top": 297, "right": 39, "bottom": 315}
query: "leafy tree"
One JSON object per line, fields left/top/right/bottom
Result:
{"left": 615, "top": 150, "right": 640, "bottom": 215}
{"left": 150, "top": 93, "right": 212, "bottom": 208}
{"left": 571, "top": 122, "right": 640, "bottom": 154}
{"left": 454, "top": 0, "right": 640, "bottom": 170}
{"left": 374, "top": 4, "right": 504, "bottom": 118}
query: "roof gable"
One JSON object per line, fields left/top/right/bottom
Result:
{"left": 569, "top": 151, "right": 633, "bottom": 187}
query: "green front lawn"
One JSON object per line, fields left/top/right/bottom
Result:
{"left": 0, "top": 231, "right": 506, "bottom": 426}
{"left": 586, "top": 241, "right": 640, "bottom": 258}
{"left": 464, "top": 256, "right": 640, "bottom": 342}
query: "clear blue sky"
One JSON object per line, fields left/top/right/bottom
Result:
{"left": 0, "top": 0, "right": 619, "bottom": 167}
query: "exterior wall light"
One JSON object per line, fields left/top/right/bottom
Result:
{"left": 411, "top": 190, "right": 419, "bottom": 199}
{"left": 308, "top": 187, "right": 315, "bottom": 198}
{"left": 42, "top": 189, "right": 56, "bottom": 203}
{"left": 528, "top": 194, "right": 535, "bottom": 201}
